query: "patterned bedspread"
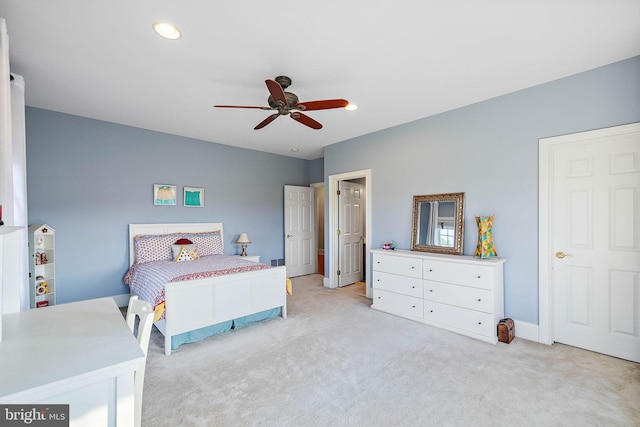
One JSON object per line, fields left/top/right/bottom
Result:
{"left": 124, "top": 255, "right": 271, "bottom": 321}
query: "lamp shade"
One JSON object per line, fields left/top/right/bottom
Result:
{"left": 236, "top": 233, "right": 251, "bottom": 244}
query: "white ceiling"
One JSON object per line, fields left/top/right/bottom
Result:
{"left": 2, "top": 1, "right": 639, "bottom": 160}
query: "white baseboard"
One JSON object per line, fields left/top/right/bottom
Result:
{"left": 513, "top": 319, "right": 540, "bottom": 342}
{"left": 323, "top": 277, "right": 330, "bottom": 288}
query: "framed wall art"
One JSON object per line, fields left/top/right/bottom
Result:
{"left": 153, "top": 184, "right": 177, "bottom": 206}
{"left": 184, "top": 186, "right": 204, "bottom": 207}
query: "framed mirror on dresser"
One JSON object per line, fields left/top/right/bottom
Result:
{"left": 411, "top": 192, "right": 465, "bottom": 255}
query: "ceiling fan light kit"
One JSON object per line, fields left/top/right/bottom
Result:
{"left": 214, "top": 76, "right": 349, "bottom": 130}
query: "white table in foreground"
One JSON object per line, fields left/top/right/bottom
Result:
{"left": 0, "top": 297, "right": 144, "bottom": 426}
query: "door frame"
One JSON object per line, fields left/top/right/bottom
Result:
{"left": 311, "top": 181, "right": 324, "bottom": 275}
{"left": 328, "top": 169, "right": 372, "bottom": 298}
{"left": 538, "top": 122, "right": 640, "bottom": 345}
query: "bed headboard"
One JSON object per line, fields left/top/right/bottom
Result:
{"left": 128, "top": 222, "right": 224, "bottom": 266}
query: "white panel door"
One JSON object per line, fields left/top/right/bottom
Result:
{"left": 552, "top": 126, "right": 640, "bottom": 362}
{"left": 338, "top": 181, "right": 363, "bottom": 287}
{"left": 284, "top": 185, "right": 316, "bottom": 277}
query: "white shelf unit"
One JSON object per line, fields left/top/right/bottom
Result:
{"left": 28, "top": 224, "right": 56, "bottom": 309}
{"left": 371, "top": 249, "right": 506, "bottom": 344}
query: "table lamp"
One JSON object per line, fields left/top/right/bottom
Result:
{"left": 236, "top": 233, "right": 251, "bottom": 256}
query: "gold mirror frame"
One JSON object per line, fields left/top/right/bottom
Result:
{"left": 411, "top": 192, "right": 465, "bottom": 255}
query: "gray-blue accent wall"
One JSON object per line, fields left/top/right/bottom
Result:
{"left": 324, "top": 56, "right": 640, "bottom": 325}
{"left": 25, "top": 108, "right": 310, "bottom": 303}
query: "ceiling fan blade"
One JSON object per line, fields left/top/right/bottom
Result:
{"left": 265, "top": 79, "right": 287, "bottom": 105}
{"left": 295, "top": 99, "right": 349, "bottom": 111}
{"left": 290, "top": 112, "right": 322, "bottom": 130}
{"left": 254, "top": 113, "right": 279, "bottom": 130}
{"left": 214, "top": 105, "right": 273, "bottom": 110}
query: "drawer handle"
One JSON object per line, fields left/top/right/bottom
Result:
{"left": 411, "top": 266, "right": 415, "bottom": 269}
{"left": 377, "top": 261, "right": 381, "bottom": 264}
{"left": 377, "top": 296, "right": 381, "bottom": 299}
{"left": 430, "top": 310, "right": 433, "bottom": 313}
{"left": 412, "top": 305, "right": 416, "bottom": 308}
{"left": 429, "top": 289, "right": 433, "bottom": 292}
{"left": 478, "top": 322, "right": 482, "bottom": 325}
{"left": 411, "top": 285, "right": 415, "bottom": 288}
{"left": 429, "top": 269, "right": 433, "bottom": 272}
{"left": 477, "top": 298, "right": 481, "bottom": 302}
{"left": 477, "top": 275, "right": 481, "bottom": 279}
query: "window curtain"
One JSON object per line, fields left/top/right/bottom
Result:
{"left": 1, "top": 18, "right": 29, "bottom": 310}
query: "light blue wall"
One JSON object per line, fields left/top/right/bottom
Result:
{"left": 324, "top": 56, "right": 640, "bottom": 324}
{"left": 308, "top": 158, "right": 324, "bottom": 183}
{"left": 25, "top": 108, "right": 309, "bottom": 304}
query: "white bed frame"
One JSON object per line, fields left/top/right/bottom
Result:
{"left": 129, "top": 223, "right": 287, "bottom": 355}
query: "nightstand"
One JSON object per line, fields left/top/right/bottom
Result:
{"left": 235, "top": 255, "right": 260, "bottom": 263}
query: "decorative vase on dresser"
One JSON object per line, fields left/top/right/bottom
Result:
{"left": 371, "top": 248, "right": 506, "bottom": 344}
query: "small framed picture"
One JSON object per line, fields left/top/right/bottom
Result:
{"left": 154, "top": 184, "right": 177, "bottom": 206}
{"left": 184, "top": 186, "right": 204, "bottom": 207}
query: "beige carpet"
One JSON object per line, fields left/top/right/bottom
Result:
{"left": 140, "top": 274, "right": 640, "bottom": 426}
{"left": 339, "top": 281, "right": 366, "bottom": 296}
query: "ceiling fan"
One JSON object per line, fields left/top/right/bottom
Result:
{"left": 214, "top": 76, "right": 349, "bottom": 130}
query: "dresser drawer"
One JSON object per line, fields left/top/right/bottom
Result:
{"left": 423, "top": 280, "right": 492, "bottom": 313}
{"left": 373, "top": 289, "right": 423, "bottom": 319}
{"left": 372, "top": 253, "right": 422, "bottom": 278}
{"left": 423, "top": 300, "right": 494, "bottom": 338}
{"left": 423, "top": 260, "right": 494, "bottom": 289}
{"left": 373, "top": 271, "right": 423, "bottom": 298}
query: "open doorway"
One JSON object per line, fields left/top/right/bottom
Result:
{"left": 328, "top": 169, "right": 372, "bottom": 298}
{"left": 311, "top": 182, "right": 325, "bottom": 275}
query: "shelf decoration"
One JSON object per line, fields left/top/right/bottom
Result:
{"left": 184, "top": 187, "right": 204, "bottom": 207}
{"left": 474, "top": 215, "right": 498, "bottom": 259}
{"left": 154, "top": 184, "right": 177, "bottom": 206}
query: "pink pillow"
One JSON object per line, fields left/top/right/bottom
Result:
{"left": 134, "top": 233, "right": 181, "bottom": 263}
{"left": 183, "top": 231, "right": 224, "bottom": 256}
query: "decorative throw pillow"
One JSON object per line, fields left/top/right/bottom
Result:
{"left": 172, "top": 244, "right": 200, "bottom": 262}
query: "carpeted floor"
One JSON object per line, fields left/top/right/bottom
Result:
{"left": 339, "top": 281, "right": 366, "bottom": 296}
{"left": 139, "top": 274, "right": 640, "bottom": 426}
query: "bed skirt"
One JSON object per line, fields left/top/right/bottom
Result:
{"left": 170, "top": 307, "right": 282, "bottom": 350}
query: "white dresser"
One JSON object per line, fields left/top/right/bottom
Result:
{"left": 371, "top": 249, "right": 506, "bottom": 344}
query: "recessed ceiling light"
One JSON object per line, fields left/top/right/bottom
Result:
{"left": 345, "top": 104, "right": 358, "bottom": 111}
{"left": 152, "top": 21, "right": 181, "bottom": 40}
{"left": 290, "top": 148, "right": 299, "bottom": 152}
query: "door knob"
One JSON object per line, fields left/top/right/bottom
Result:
{"left": 555, "top": 251, "right": 573, "bottom": 259}
{"left": 286, "top": 234, "right": 293, "bottom": 238}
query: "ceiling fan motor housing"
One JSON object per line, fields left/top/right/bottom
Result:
{"left": 268, "top": 92, "right": 299, "bottom": 110}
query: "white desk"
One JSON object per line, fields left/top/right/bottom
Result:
{"left": 0, "top": 298, "right": 144, "bottom": 426}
